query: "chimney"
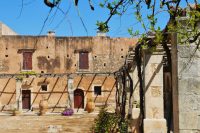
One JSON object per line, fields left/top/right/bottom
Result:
{"left": 97, "top": 31, "right": 106, "bottom": 37}
{"left": 47, "top": 31, "right": 55, "bottom": 36}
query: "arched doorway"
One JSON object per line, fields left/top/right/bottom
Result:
{"left": 74, "top": 89, "right": 84, "bottom": 108}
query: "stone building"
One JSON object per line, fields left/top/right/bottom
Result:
{"left": 0, "top": 22, "right": 137, "bottom": 113}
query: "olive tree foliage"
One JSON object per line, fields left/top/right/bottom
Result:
{"left": 96, "top": 0, "right": 200, "bottom": 47}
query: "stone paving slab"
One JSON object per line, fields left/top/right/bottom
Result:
{"left": 0, "top": 113, "right": 98, "bottom": 133}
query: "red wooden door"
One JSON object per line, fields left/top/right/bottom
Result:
{"left": 79, "top": 52, "right": 89, "bottom": 69}
{"left": 74, "top": 89, "right": 84, "bottom": 108}
{"left": 23, "top": 52, "right": 32, "bottom": 70}
{"left": 22, "top": 90, "right": 31, "bottom": 109}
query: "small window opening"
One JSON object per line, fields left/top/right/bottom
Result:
{"left": 121, "top": 56, "right": 124, "bottom": 58}
{"left": 104, "top": 63, "right": 106, "bottom": 66}
{"left": 41, "top": 84, "right": 47, "bottom": 91}
{"left": 121, "top": 49, "right": 123, "bottom": 51}
{"left": 94, "top": 56, "right": 97, "bottom": 58}
{"left": 48, "top": 56, "right": 50, "bottom": 58}
{"left": 41, "top": 71, "right": 44, "bottom": 73}
{"left": 94, "top": 86, "right": 102, "bottom": 95}
{"left": 67, "top": 54, "right": 69, "bottom": 57}
{"left": 5, "top": 55, "right": 8, "bottom": 57}
{"left": 6, "top": 47, "right": 8, "bottom": 50}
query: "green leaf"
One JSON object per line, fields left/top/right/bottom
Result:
{"left": 99, "top": 3, "right": 104, "bottom": 8}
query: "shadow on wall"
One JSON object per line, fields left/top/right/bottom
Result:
{"left": 0, "top": 78, "right": 15, "bottom": 111}
{"left": 75, "top": 74, "right": 116, "bottom": 112}
{"left": 0, "top": 75, "right": 116, "bottom": 113}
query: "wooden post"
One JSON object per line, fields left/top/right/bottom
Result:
{"left": 171, "top": 33, "right": 179, "bottom": 133}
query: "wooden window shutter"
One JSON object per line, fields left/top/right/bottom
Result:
{"left": 79, "top": 52, "right": 89, "bottom": 69}
{"left": 23, "top": 52, "right": 33, "bottom": 70}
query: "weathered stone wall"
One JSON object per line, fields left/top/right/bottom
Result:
{"left": 0, "top": 75, "right": 116, "bottom": 112}
{"left": 0, "top": 78, "right": 16, "bottom": 111}
{"left": 0, "top": 36, "right": 137, "bottom": 74}
{"left": 177, "top": 44, "right": 200, "bottom": 132}
{"left": 0, "top": 35, "right": 137, "bottom": 112}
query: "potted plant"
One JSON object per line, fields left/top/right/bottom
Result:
{"left": 62, "top": 108, "right": 74, "bottom": 116}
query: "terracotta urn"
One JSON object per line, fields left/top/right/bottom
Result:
{"left": 86, "top": 99, "right": 95, "bottom": 113}
{"left": 39, "top": 99, "right": 48, "bottom": 115}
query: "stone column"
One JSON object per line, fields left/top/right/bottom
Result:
{"left": 67, "top": 76, "right": 74, "bottom": 109}
{"left": 143, "top": 51, "right": 167, "bottom": 133}
{"left": 130, "top": 64, "right": 141, "bottom": 133}
{"left": 16, "top": 79, "right": 22, "bottom": 111}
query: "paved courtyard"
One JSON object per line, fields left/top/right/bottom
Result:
{"left": 0, "top": 112, "right": 98, "bottom": 133}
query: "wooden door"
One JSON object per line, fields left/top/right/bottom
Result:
{"left": 74, "top": 89, "right": 84, "bottom": 108}
{"left": 23, "top": 52, "right": 32, "bottom": 70}
{"left": 22, "top": 90, "right": 31, "bottom": 110}
{"left": 79, "top": 52, "right": 89, "bottom": 69}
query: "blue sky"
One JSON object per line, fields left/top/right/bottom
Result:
{"left": 0, "top": 0, "right": 192, "bottom": 37}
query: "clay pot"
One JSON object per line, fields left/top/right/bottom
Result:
{"left": 86, "top": 101, "right": 95, "bottom": 113}
{"left": 39, "top": 99, "right": 48, "bottom": 115}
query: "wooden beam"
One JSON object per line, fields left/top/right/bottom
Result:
{"left": 171, "top": 33, "right": 179, "bottom": 133}
{"left": 0, "top": 72, "right": 114, "bottom": 79}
